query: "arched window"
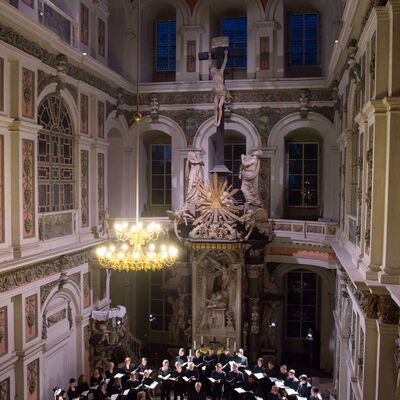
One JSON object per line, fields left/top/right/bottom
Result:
{"left": 37, "top": 95, "right": 74, "bottom": 213}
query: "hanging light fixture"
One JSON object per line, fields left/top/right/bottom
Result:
{"left": 96, "top": 0, "right": 177, "bottom": 271}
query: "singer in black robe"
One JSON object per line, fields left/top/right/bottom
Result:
{"left": 158, "top": 360, "right": 173, "bottom": 400}
{"left": 226, "top": 364, "right": 244, "bottom": 400}
{"left": 210, "top": 363, "right": 226, "bottom": 400}
{"left": 185, "top": 362, "right": 200, "bottom": 398}
{"left": 173, "top": 362, "right": 186, "bottom": 400}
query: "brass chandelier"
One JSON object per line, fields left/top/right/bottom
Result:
{"left": 96, "top": 0, "right": 178, "bottom": 271}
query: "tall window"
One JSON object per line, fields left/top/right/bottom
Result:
{"left": 151, "top": 144, "right": 171, "bottom": 205}
{"left": 156, "top": 21, "right": 176, "bottom": 71}
{"left": 149, "top": 270, "right": 172, "bottom": 331}
{"left": 222, "top": 17, "right": 247, "bottom": 68}
{"left": 287, "top": 142, "right": 319, "bottom": 207}
{"left": 37, "top": 95, "right": 74, "bottom": 213}
{"left": 286, "top": 271, "right": 318, "bottom": 338}
{"left": 289, "top": 13, "right": 318, "bottom": 66}
{"left": 224, "top": 143, "right": 246, "bottom": 189}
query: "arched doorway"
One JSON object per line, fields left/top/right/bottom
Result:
{"left": 42, "top": 282, "right": 81, "bottom": 394}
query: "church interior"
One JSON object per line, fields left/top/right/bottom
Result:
{"left": 0, "top": 0, "right": 399, "bottom": 399}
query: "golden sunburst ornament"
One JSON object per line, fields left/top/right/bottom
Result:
{"left": 190, "top": 173, "right": 242, "bottom": 226}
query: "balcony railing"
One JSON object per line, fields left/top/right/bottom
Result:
{"left": 270, "top": 219, "right": 338, "bottom": 241}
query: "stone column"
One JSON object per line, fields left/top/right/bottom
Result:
{"left": 247, "top": 264, "right": 263, "bottom": 363}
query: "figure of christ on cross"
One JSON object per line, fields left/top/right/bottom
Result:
{"left": 209, "top": 49, "right": 232, "bottom": 127}
{"left": 198, "top": 38, "right": 245, "bottom": 176}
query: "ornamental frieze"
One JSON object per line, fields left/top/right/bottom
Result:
{"left": 338, "top": 265, "right": 399, "bottom": 324}
{"left": 126, "top": 88, "right": 334, "bottom": 107}
{"left": 0, "top": 250, "right": 91, "bottom": 294}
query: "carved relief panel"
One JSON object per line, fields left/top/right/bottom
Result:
{"left": 80, "top": 94, "right": 89, "bottom": 134}
{"left": 22, "top": 68, "right": 35, "bottom": 119}
{"left": 22, "top": 139, "right": 35, "bottom": 239}
{"left": 97, "top": 153, "right": 104, "bottom": 224}
{"left": 25, "top": 294, "right": 38, "bottom": 342}
{"left": 81, "top": 150, "right": 89, "bottom": 228}
{"left": 83, "top": 273, "right": 90, "bottom": 308}
{"left": 26, "top": 358, "right": 39, "bottom": 400}
{"left": 97, "top": 101, "right": 104, "bottom": 138}
{"left": 0, "top": 307, "right": 7, "bottom": 357}
{"left": 0, "top": 377, "right": 9, "bottom": 400}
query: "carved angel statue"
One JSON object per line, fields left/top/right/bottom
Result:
{"left": 210, "top": 49, "right": 232, "bottom": 126}
{"left": 167, "top": 207, "right": 194, "bottom": 241}
{"left": 244, "top": 207, "right": 271, "bottom": 240}
{"left": 186, "top": 151, "right": 205, "bottom": 203}
{"left": 239, "top": 150, "right": 263, "bottom": 206}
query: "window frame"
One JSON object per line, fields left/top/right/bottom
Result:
{"left": 37, "top": 95, "right": 75, "bottom": 214}
{"left": 285, "top": 270, "right": 319, "bottom": 340}
{"left": 287, "top": 141, "right": 320, "bottom": 208}
{"left": 221, "top": 16, "right": 248, "bottom": 70}
{"left": 224, "top": 142, "right": 246, "bottom": 191}
{"left": 148, "top": 269, "right": 172, "bottom": 332}
{"left": 155, "top": 19, "right": 176, "bottom": 72}
{"left": 289, "top": 12, "right": 320, "bottom": 67}
{"left": 150, "top": 143, "right": 172, "bottom": 207}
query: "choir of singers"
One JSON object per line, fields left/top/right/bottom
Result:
{"left": 55, "top": 348, "right": 323, "bottom": 400}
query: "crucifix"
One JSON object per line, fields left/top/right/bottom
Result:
{"left": 198, "top": 37, "right": 245, "bottom": 177}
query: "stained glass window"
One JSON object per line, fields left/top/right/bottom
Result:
{"left": 37, "top": 95, "right": 74, "bottom": 213}
{"left": 286, "top": 271, "right": 318, "bottom": 338}
{"left": 222, "top": 17, "right": 247, "bottom": 68}
{"left": 290, "top": 13, "right": 318, "bottom": 66}
{"left": 151, "top": 144, "right": 171, "bottom": 205}
{"left": 156, "top": 21, "right": 176, "bottom": 71}
{"left": 287, "top": 142, "right": 319, "bottom": 207}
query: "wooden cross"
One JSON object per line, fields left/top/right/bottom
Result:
{"left": 198, "top": 37, "right": 245, "bottom": 177}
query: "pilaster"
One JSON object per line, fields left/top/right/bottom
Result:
{"left": 177, "top": 25, "right": 205, "bottom": 82}
{"left": 0, "top": 116, "right": 13, "bottom": 262}
{"left": 254, "top": 21, "right": 278, "bottom": 79}
{"left": 379, "top": 97, "right": 400, "bottom": 283}
{"left": 375, "top": 321, "right": 398, "bottom": 399}
{"left": 9, "top": 120, "right": 41, "bottom": 257}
